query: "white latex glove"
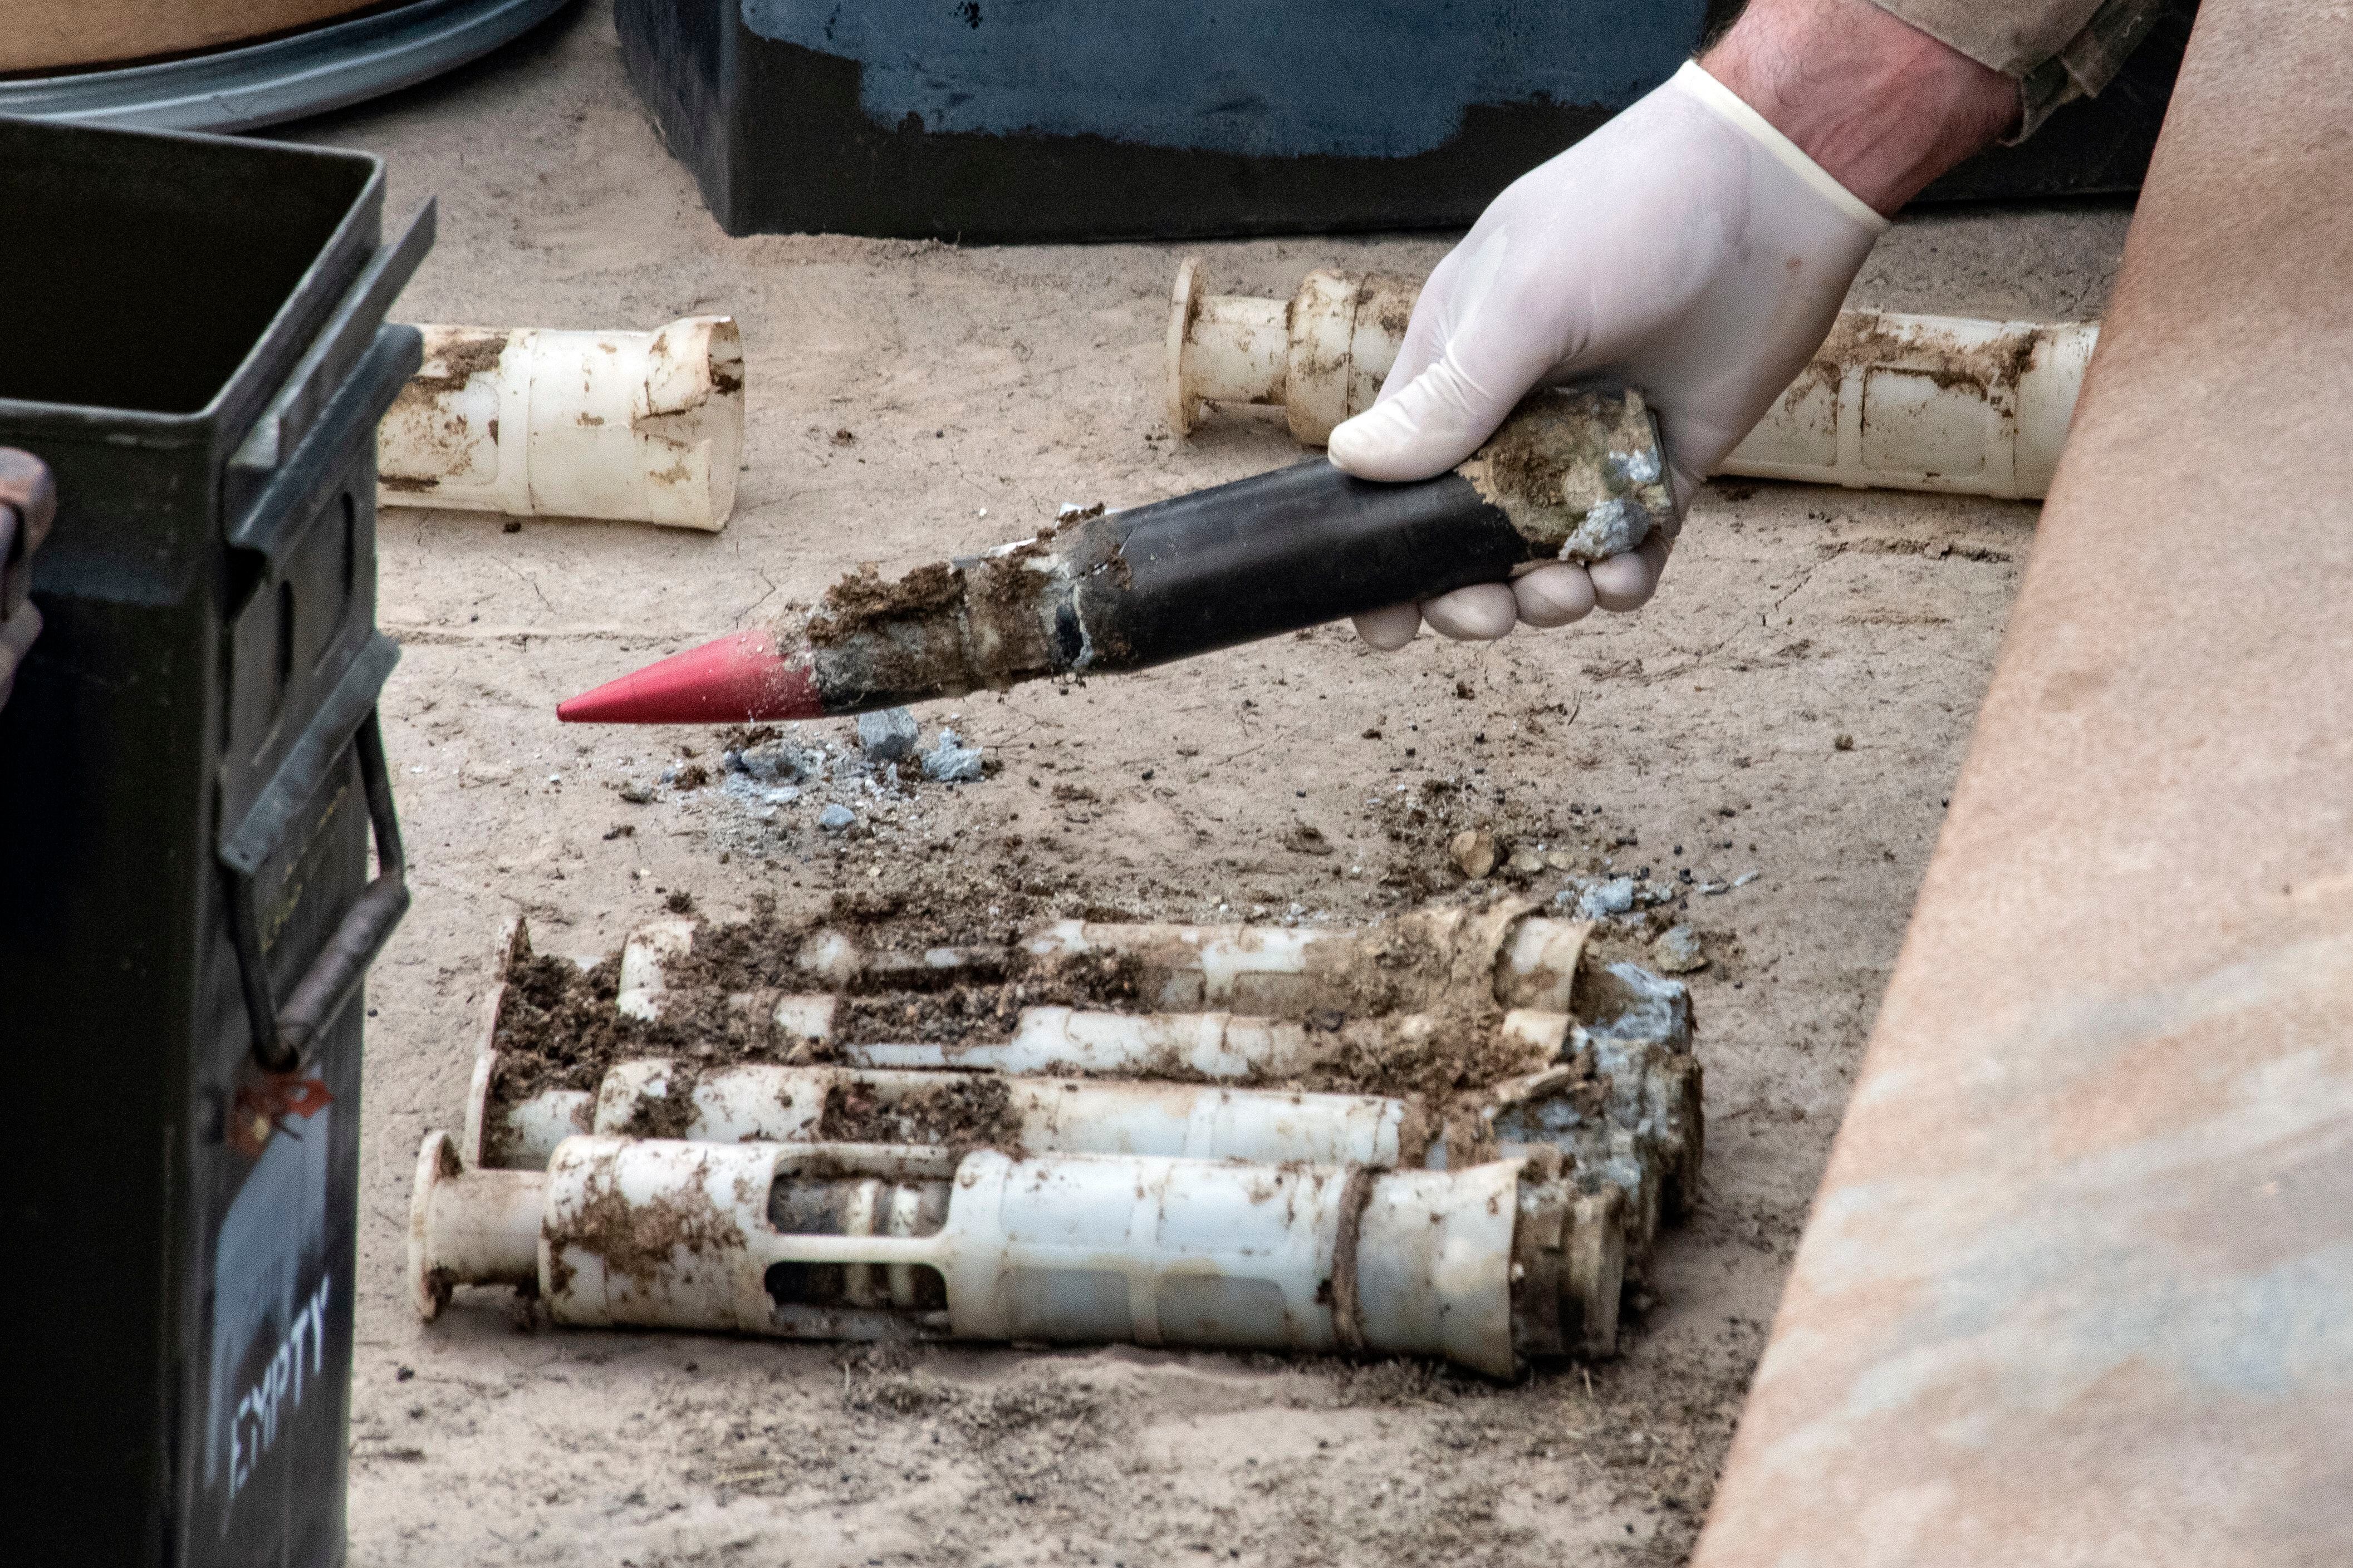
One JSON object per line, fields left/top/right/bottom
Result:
{"left": 1330, "top": 60, "right": 1886, "bottom": 648}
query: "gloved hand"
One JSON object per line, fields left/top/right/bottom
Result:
{"left": 1328, "top": 60, "right": 1887, "bottom": 648}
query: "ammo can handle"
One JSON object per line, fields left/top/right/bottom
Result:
{"left": 226, "top": 710, "right": 408, "bottom": 1073}
{"left": 222, "top": 630, "right": 410, "bottom": 1074}
{"left": 266, "top": 712, "right": 408, "bottom": 1069}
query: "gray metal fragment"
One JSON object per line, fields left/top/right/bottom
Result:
{"left": 857, "top": 706, "right": 920, "bottom": 763}
{"left": 732, "top": 739, "right": 815, "bottom": 783}
{"left": 1572, "top": 876, "right": 1639, "bottom": 919}
{"left": 1585, "top": 962, "right": 1694, "bottom": 1051}
{"left": 922, "top": 728, "right": 986, "bottom": 781}
{"left": 1556, "top": 496, "right": 1651, "bottom": 562}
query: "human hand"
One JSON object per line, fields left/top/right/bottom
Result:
{"left": 0, "top": 448, "right": 54, "bottom": 716}
{"left": 1330, "top": 0, "right": 2014, "bottom": 649}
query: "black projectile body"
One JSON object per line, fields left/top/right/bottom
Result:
{"left": 559, "top": 386, "right": 1670, "bottom": 725}
{"left": 1050, "top": 460, "right": 1537, "bottom": 675}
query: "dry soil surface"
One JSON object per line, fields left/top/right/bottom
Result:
{"left": 296, "top": 6, "right": 2132, "bottom": 1564}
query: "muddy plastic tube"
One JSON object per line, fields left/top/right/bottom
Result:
{"left": 1165, "top": 258, "right": 1420, "bottom": 443}
{"left": 1725, "top": 311, "right": 2096, "bottom": 500}
{"left": 622, "top": 904, "right": 1586, "bottom": 1021}
{"left": 554, "top": 385, "right": 1670, "bottom": 723}
{"left": 588, "top": 1052, "right": 1691, "bottom": 1254}
{"left": 872, "top": 1004, "right": 1566, "bottom": 1080}
{"left": 612, "top": 918, "right": 1002, "bottom": 1021}
{"left": 595, "top": 1059, "right": 1425, "bottom": 1164}
{"left": 1023, "top": 903, "right": 1592, "bottom": 1015}
{"left": 377, "top": 316, "right": 743, "bottom": 528}
{"left": 410, "top": 1133, "right": 1626, "bottom": 1370}
{"left": 476, "top": 1010, "right": 1702, "bottom": 1261}
{"left": 834, "top": 1023, "right": 1694, "bottom": 1254}
{"left": 475, "top": 906, "right": 1597, "bottom": 1170}
{"left": 836, "top": 1019, "right": 1700, "bottom": 1245}
{"left": 484, "top": 1006, "right": 1562, "bottom": 1175}
{"left": 469, "top": 917, "right": 845, "bottom": 1171}
{"left": 1168, "top": 262, "right": 2096, "bottom": 502}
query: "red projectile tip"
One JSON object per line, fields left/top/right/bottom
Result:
{"left": 556, "top": 628, "right": 823, "bottom": 724}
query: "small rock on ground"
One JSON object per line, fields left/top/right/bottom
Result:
{"left": 1653, "top": 923, "right": 1708, "bottom": 974}
{"left": 1448, "top": 828, "right": 1498, "bottom": 879}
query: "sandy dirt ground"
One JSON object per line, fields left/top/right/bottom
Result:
{"left": 293, "top": 6, "right": 2131, "bottom": 1564}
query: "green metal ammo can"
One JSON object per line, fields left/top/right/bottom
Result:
{"left": 0, "top": 116, "right": 430, "bottom": 1565}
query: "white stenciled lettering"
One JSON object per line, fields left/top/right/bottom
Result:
{"left": 227, "top": 1273, "right": 335, "bottom": 1505}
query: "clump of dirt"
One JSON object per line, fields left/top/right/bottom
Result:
{"left": 842, "top": 1367, "right": 965, "bottom": 1419}
{"left": 659, "top": 897, "right": 822, "bottom": 993}
{"left": 405, "top": 326, "right": 510, "bottom": 394}
{"left": 805, "top": 559, "right": 963, "bottom": 645}
{"left": 602, "top": 1065, "right": 700, "bottom": 1140}
{"left": 544, "top": 1162, "right": 744, "bottom": 1301}
{"left": 1363, "top": 271, "right": 1424, "bottom": 340}
{"left": 486, "top": 905, "right": 1145, "bottom": 1110}
{"left": 817, "top": 1074, "right": 1023, "bottom": 1153}
{"left": 1580, "top": 919, "right": 1682, "bottom": 975}
{"left": 785, "top": 512, "right": 1140, "bottom": 711}
{"left": 1373, "top": 777, "right": 1601, "bottom": 896}
{"left": 490, "top": 907, "right": 833, "bottom": 1103}
{"left": 1325, "top": 1355, "right": 1483, "bottom": 1408}
{"left": 830, "top": 946, "right": 1144, "bottom": 1044}
{"left": 1801, "top": 309, "right": 2042, "bottom": 405}
{"left": 717, "top": 723, "right": 780, "bottom": 751}
{"left": 487, "top": 933, "right": 642, "bottom": 1105}
{"left": 1455, "top": 386, "right": 1674, "bottom": 561}
{"left": 1280, "top": 1004, "right": 1515, "bottom": 1102}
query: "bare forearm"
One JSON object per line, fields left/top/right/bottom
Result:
{"left": 1703, "top": 0, "right": 2018, "bottom": 214}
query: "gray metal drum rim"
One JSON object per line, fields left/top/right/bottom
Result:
{"left": 0, "top": 0, "right": 576, "bottom": 134}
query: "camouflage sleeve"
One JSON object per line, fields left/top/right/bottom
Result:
{"left": 1867, "top": 0, "right": 2176, "bottom": 138}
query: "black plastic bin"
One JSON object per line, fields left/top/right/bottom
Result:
{"left": 618, "top": 0, "right": 2194, "bottom": 243}
{"left": 0, "top": 116, "right": 430, "bottom": 1566}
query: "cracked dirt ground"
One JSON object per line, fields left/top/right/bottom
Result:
{"left": 298, "top": 5, "right": 2130, "bottom": 1564}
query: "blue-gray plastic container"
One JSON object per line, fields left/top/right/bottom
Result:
{"left": 619, "top": 0, "right": 2190, "bottom": 242}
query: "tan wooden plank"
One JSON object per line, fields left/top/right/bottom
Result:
{"left": 1692, "top": 2, "right": 2353, "bottom": 1561}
